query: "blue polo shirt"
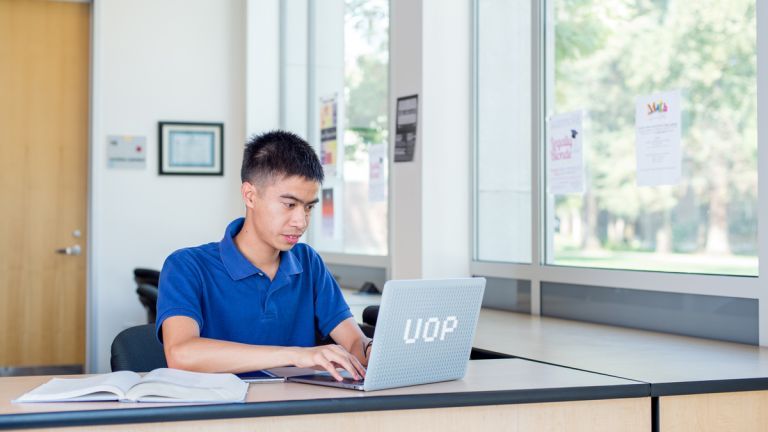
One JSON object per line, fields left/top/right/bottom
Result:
{"left": 155, "top": 218, "right": 352, "bottom": 347}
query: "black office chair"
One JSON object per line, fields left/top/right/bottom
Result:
{"left": 134, "top": 268, "right": 160, "bottom": 286}
{"left": 110, "top": 324, "right": 168, "bottom": 372}
{"left": 134, "top": 268, "right": 161, "bottom": 323}
{"left": 362, "top": 305, "right": 379, "bottom": 327}
{"left": 315, "top": 306, "right": 378, "bottom": 346}
{"left": 136, "top": 284, "right": 159, "bottom": 323}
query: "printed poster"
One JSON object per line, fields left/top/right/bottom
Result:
{"left": 368, "top": 143, "right": 387, "bottom": 202}
{"left": 394, "top": 95, "right": 418, "bottom": 162}
{"left": 547, "top": 111, "right": 585, "bottom": 195}
{"left": 322, "top": 188, "right": 334, "bottom": 238}
{"left": 320, "top": 95, "right": 338, "bottom": 177}
{"left": 635, "top": 89, "right": 682, "bottom": 186}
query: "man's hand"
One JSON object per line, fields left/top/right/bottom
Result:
{"left": 290, "top": 344, "right": 366, "bottom": 381}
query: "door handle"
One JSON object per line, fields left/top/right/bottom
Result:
{"left": 55, "top": 244, "right": 82, "bottom": 256}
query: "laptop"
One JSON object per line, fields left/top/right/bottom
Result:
{"left": 287, "top": 277, "right": 486, "bottom": 391}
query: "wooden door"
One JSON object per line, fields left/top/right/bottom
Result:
{"left": 0, "top": 0, "right": 90, "bottom": 368}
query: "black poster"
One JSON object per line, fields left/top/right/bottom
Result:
{"left": 394, "top": 95, "right": 418, "bottom": 162}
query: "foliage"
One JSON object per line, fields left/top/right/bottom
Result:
{"left": 553, "top": 0, "right": 757, "bottom": 260}
{"left": 344, "top": 0, "right": 389, "bottom": 160}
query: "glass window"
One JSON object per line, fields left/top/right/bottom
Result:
{"left": 475, "top": 0, "right": 533, "bottom": 263}
{"left": 304, "top": 0, "right": 389, "bottom": 256}
{"left": 340, "top": 0, "right": 389, "bottom": 255}
{"left": 546, "top": 0, "right": 757, "bottom": 275}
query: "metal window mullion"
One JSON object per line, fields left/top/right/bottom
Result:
{"left": 472, "top": 0, "right": 478, "bottom": 263}
{"left": 471, "top": 260, "right": 759, "bottom": 299}
{"left": 756, "top": 0, "right": 767, "bottom": 345}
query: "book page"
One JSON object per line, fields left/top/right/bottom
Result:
{"left": 126, "top": 368, "right": 248, "bottom": 403}
{"left": 14, "top": 371, "right": 141, "bottom": 402}
{"left": 138, "top": 368, "right": 242, "bottom": 389}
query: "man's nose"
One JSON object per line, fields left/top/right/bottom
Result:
{"left": 291, "top": 208, "right": 309, "bottom": 229}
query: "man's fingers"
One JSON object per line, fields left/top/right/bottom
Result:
{"left": 346, "top": 351, "right": 366, "bottom": 378}
{"left": 316, "top": 357, "right": 343, "bottom": 381}
{"left": 322, "top": 350, "right": 360, "bottom": 380}
{"left": 328, "top": 345, "right": 366, "bottom": 378}
{"left": 341, "top": 349, "right": 366, "bottom": 379}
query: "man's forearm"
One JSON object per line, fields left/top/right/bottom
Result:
{"left": 165, "top": 336, "right": 299, "bottom": 373}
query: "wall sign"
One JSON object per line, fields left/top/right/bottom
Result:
{"left": 394, "top": 95, "right": 418, "bottom": 163}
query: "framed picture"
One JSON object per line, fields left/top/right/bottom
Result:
{"left": 158, "top": 121, "right": 224, "bottom": 175}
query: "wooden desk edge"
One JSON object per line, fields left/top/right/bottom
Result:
{"left": 0, "top": 384, "right": 650, "bottom": 430}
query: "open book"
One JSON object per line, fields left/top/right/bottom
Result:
{"left": 14, "top": 368, "right": 249, "bottom": 403}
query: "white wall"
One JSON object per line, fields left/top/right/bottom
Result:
{"left": 389, "top": 0, "right": 423, "bottom": 279}
{"left": 89, "top": 0, "right": 250, "bottom": 372}
{"left": 421, "top": 0, "right": 472, "bottom": 278}
{"left": 389, "top": 0, "right": 472, "bottom": 279}
{"left": 247, "top": 0, "right": 280, "bottom": 137}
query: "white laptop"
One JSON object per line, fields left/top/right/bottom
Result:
{"left": 287, "top": 277, "right": 486, "bottom": 391}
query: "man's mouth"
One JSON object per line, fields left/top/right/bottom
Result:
{"left": 282, "top": 234, "right": 302, "bottom": 243}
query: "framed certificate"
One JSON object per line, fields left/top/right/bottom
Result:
{"left": 158, "top": 121, "right": 223, "bottom": 175}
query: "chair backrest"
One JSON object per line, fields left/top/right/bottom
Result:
{"left": 110, "top": 324, "right": 168, "bottom": 372}
{"left": 133, "top": 268, "right": 160, "bottom": 286}
{"left": 133, "top": 268, "right": 161, "bottom": 323}
{"left": 363, "top": 305, "right": 379, "bottom": 326}
{"left": 136, "top": 284, "right": 159, "bottom": 323}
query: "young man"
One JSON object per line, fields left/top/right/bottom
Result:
{"left": 156, "top": 131, "right": 370, "bottom": 381}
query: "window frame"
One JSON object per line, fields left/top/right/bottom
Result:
{"left": 471, "top": 0, "right": 768, "bottom": 344}
{"left": 281, "top": 0, "right": 391, "bottom": 275}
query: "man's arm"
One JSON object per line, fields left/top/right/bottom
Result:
{"left": 329, "top": 317, "right": 372, "bottom": 367}
{"left": 162, "top": 316, "right": 366, "bottom": 381}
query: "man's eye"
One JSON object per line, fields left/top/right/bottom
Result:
{"left": 306, "top": 205, "right": 315, "bottom": 212}
{"left": 284, "top": 202, "right": 296, "bottom": 209}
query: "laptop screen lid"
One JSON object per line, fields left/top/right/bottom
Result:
{"left": 362, "top": 277, "right": 486, "bottom": 391}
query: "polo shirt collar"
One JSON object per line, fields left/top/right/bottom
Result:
{"left": 219, "top": 218, "right": 303, "bottom": 281}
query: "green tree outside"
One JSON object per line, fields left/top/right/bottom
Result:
{"left": 552, "top": 0, "right": 757, "bottom": 275}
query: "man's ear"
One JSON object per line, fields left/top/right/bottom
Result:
{"left": 241, "top": 182, "right": 256, "bottom": 209}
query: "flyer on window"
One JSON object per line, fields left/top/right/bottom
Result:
{"left": 368, "top": 143, "right": 387, "bottom": 202}
{"left": 319, "top": 95, "right": 338, "bottom": 177}
{"left": 635, "top": 89, "right": 682, "bottom": 186}
{"left": 321, "top": 188, "right": 334, "bottom": 238}
{"left": 547, "top": 110, "right": 585, "bottom": 195}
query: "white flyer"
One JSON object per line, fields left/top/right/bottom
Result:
{"left": 547, "top": 111, "right": 585, "bottom": 195}
{"left": 368, "top": 143, "right": 387, "bottom": 202}
{"left": 635, "top": 89, "right": 682, "bottom": 186}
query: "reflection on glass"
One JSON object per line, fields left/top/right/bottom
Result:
{"left": 475, "top": 0, "right": 533, "bottom": 263}
{"left": 342, "top": 0, "right": 389, "bottom": 255}
{"left": 548, "top": 0, "right": 757, "bottom": 275}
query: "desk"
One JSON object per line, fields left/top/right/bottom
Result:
{"left": 0, "top": 359, "right": 649, "bottom": 431}
{"left": 343, "top": 290, "right": 768, "bottom": 430}
{"left": 472, "top": 309, "right": 768, "bottom": 431}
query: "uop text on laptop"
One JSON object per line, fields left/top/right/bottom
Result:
{"left": 288, "top": 277, "right": 485, "bottom": 391}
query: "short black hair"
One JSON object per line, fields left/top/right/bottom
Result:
{"left": 241, "top": 130, "right": 324, "bottom": 185}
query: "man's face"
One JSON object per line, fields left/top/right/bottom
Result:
{"left": 243, "top": 175, "right": 320, "bottom": 252}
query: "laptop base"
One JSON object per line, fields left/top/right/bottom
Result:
{"left": 287, "top": 374, "right": 365, "bottom": 391}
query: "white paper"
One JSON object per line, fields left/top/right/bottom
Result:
{"left": 547, "top": 111, "right": 585, "bottom": 195}
{"left": 319, "top": 95, "right": 338, "bottom": 178}
{"left": 169, "top": 131, "right": 215, "bottom": 167}
{"left": 635, "top": 89, "right": 682, "bottom": 186}
{"left": 107, "top": 135, "right": 146, "bottom": 170}
{"left": 368, "top": 143, "right": 387, "bottom": 202}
